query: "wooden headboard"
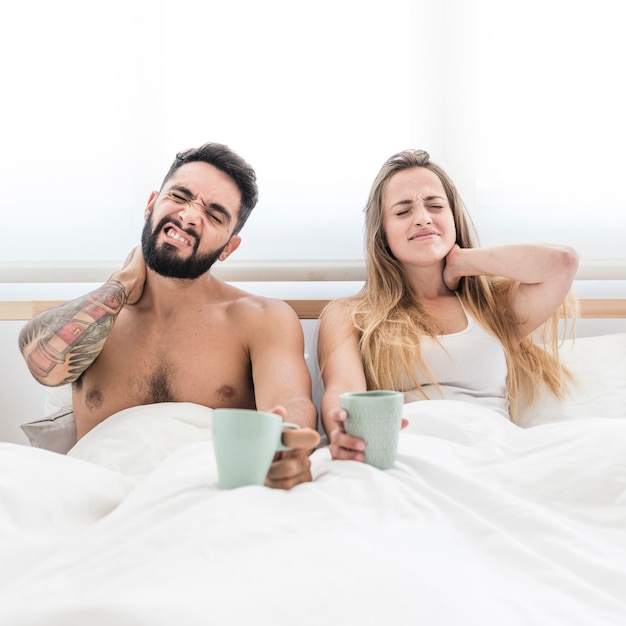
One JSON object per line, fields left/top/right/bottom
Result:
{"left": 1, "top": 297, "right": 625, "bottom": 321}
{"left": 0, "top": 299, "right": 333, "bottom": 320}
{"left": 1, "top": 258, "right": 625, "bottom": 320}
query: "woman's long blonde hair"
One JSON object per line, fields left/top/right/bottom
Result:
{"left": 345, "top": 149, "right": 576, "bottom": 421}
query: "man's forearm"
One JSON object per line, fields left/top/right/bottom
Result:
{"left": 285, "top": 396, "right": 319, "bottom": 432}
{"left": 18, "top": 280, "right": 128, "bottom": 385}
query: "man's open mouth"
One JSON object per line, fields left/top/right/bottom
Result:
{"left": 165, "top": 226, "right": 192, "bottom": 246}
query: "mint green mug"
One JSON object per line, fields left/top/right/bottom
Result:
{"left": 212, "top": 408, "right": 300, "bottom": 489}
{"left": 339, "top": 390, "right": 403, "bottom": 470}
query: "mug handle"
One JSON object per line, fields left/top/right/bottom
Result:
{"left": 276, "top": 422, "right": 300, "bottom": 451}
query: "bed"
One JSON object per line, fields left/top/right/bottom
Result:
{"left": 0, "top": 260, "right": 625, "bottom": 625}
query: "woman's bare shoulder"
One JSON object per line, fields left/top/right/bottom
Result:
{"left": 319, "top": 296, "right": 364, "bottom": 335}
{"left": 324, "top": 294, "right": 361, "bottom": 312}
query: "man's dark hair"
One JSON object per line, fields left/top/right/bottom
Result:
{"left": 161, "top": 142, "right": 258, "bottom": 234}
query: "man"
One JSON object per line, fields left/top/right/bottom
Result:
{"left": 19, "top": 143, "right": 320, "bottom": 489}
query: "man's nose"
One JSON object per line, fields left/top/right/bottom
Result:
{"left": 177, "top": 201, "right": 203, "bottom": 226}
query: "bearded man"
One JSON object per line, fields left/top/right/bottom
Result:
{"left": 19, "top": 143, "right": 320, "bottom": 489}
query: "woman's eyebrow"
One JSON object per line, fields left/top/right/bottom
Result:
{"left": 389, "top": 199, "right": 413, "bottom": 210}
{"left": 389, "top": 194, "right": 446, "bottom": 210}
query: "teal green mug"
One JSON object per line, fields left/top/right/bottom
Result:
{"left": 212, "top": 408, "right": 299, "bottom": 489}
{"left": 339, "top": 390, "right": 403, "bottom": 470}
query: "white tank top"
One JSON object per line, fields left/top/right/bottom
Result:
{"left": 403, "top": 305, "right": 510, "bottom": 419}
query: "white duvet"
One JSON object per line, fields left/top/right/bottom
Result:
{"left": 1, "top": 400, "right": 625, "bottom": 626}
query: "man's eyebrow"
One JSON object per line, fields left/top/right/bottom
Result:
{"left": 169, "top": 184, "right": 233, "bottom": 223}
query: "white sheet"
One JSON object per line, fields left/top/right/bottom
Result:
{"left": 1, "top": 400, "right": 625, "bottom": 625}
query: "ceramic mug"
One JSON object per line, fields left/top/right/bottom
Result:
{"left": 212, "top": 408, "right": 299, "bottom": 489}
{"left": 339, "top": 390, "right": 403, "bottom": 469}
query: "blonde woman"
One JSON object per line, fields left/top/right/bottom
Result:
{"left": 318, "top": 149, "right": 578, "bottom": 462}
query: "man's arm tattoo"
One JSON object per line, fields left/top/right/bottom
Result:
{"left": 19, "top": 281, "right": 128, "bottom": 382}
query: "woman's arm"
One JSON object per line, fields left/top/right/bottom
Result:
{"left": 317, "top": 299, "right": 369, "bottom": 460}
{"left": 444, "top": 243, "right": 579, "bottom": 339}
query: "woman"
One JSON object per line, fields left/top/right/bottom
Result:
{"left": 317, "top": 149, "right": 579, "bottom": 462}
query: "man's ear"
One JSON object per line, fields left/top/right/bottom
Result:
{"left": 219, "top": 235, "right": 242, "bottom": 262}
{"left": 144, "top": 191, "right": 158, "bottom": 219}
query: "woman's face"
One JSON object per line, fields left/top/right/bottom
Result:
{"left": 381, "top": 167, "right": 456, "bottom": 268}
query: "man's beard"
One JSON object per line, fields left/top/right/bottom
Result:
{"left": 141, "top": 214, "right": 227, "bottom": 280}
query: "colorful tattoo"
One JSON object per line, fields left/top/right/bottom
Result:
{"left": 20, "top": 281, "right": 127, "bottom": 381}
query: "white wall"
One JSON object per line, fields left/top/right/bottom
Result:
{"left": 470, "top": 0, "right": 626, "bottom": 261}
{"left": 0, "top": 0, "right": 415, "bottom": 265}
{"left": 0, "top": 321, "right": 45, "bottom": 444}
{"left": 1, "top": 1, "right": 624, "bottom": 270}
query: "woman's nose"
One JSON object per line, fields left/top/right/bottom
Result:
{"left": 414, "top": 205, "right": 432, "bottom": 225}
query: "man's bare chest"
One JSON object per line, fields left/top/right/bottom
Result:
{"left": 73, "top": 318, "right": 256, "bottom": 435}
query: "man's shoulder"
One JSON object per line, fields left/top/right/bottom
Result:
{"left": 224, "top": 289, "right": 295, "bottom": 321}
{"left": 225, "top": 293, "right": 302, "bottom": 344}
{"left": 199, "top": 277, "right": 293, "bottom": 317}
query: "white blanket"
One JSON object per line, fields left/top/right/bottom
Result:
{"left": 1, "top": 400, "right": 625, "bottom": 625}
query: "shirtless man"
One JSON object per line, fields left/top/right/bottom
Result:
{"left": 19, "top": 143, "right": 320, "bottom": 489}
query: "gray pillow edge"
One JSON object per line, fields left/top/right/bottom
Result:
{"left": 20, "top": 406, "right": 77, "bottom": 454}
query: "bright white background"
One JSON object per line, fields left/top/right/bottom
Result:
{"left": 1, "top": 0, "right": 624, "bottom": 270}
{"left": 0, "top": 0, "right": 414, "bottom": 265}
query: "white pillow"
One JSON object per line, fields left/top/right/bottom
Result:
{"left": 19, "top": 385, "right": 74, "bottom": 453}
{"left": 45, "top": 384, "right": 73, "bottom": 416}
{"left": 518, "top": 333, "right": 626, "bottom": 427}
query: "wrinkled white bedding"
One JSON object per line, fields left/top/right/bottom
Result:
{"left": 1, "top": 400, "right": 625, "bottom": 625}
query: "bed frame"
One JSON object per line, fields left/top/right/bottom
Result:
{"left": 1, "top": 296, "right": 626, "bottom": 321}
{"left": 0, "top": 258, "right": 625, "bottom": 321}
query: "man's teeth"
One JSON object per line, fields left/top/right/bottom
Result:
{"left": 166, "top": 229, "right": 190, "bottom": 245}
